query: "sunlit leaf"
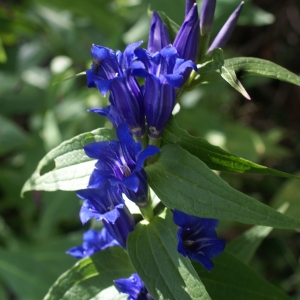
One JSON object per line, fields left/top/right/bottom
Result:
{"left": 44, "top": 247, "right": 134, "bottom": 300}
{"left": 127, "top": 209, "right": 211, "bottom": 300}
{"left": 21, "top": 128, "right": 116, "bottom": 195}
{"left": 146, "top": 144, "right": 300, "bottom": 228}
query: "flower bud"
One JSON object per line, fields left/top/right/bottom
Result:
{"left": 148, "top": 11, "right": 170, "bottom": 54}
{"left": 174, "top": 3, "right": 199, "bottom": 62}
{"left": 200, "top": 0, "right": 216, "bottom": 36}
{"left": 208, "top": 2, "right": 244, "bottom": 54}
{"left": 185, "top": 0, "right": 196, "bottom": 16}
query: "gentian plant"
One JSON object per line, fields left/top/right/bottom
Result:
{"left": 22, "top": 0, "right": 300, "bottom": 299}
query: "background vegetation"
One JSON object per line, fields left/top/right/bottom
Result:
{"left": 0, "top": 0, "right": 300, "bottom": 299}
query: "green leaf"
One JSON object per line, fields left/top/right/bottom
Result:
{"left": 156, "top": 11, "right": 180, "bottom": 41}
{"left": 146, "top": 144, "right": 300, "bottom": 228}
{"left": 21, "top": 128, "right": 116, "bottom": 196}
{"left": 193, "top": 48, "right": 251, "bottom": 99}
{"left": 127, "top": 209, "right": 211, "bottom": 300}
{"left": 191, "top": 48, "right": 224, "bottom": 86}
{"left": 162, "top": 118, "right": 300, "bottom": 180}
{"left": 270, "top": 171, "right": 300, "bottom": 220}
{"left": 0, "top": 235, "right": 81, "bottom": 300}
{"left": 225, "top": 57, "right": 300, "bottom": 86}
{"left": 52, "top": 71, "right": 85, "bottom": 85}
{"left": 0, "top": 284, "right": 6, "bottom": 300}
{"left": 44, "top": 247, "right": 134, "bottom": 300}
{"left": 0, "top": 248, "right": 50, "bottom": 300}
{"left": 0, "top": 115, "right": 28, "bottom": 157}
{"left": 0, "top": 37, "right": 7, "bottom": 63}
{"left": 226, "top": 203, "right": 289, "bottom": 264}
{"left": 193, "top": 251, "right": 290, "bottom": 300}
{"left": 220, "top": 66, "right": 251, "bottom": 100}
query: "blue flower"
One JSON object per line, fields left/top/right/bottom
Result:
{"left": 84, "top": 122, "right": 159, "bottom": 206}
{"left": 208, "top": 2, "right": 244, "bottom": 54}
{"left": 173, "top": 210, "right": 226, "bottom": 272}
{"left": 88, "top": 106, "right": 123, "bottom": 130}
{"left": 134, "top": 46, "right": 197, "bottom": 138}
{"left": 77, "top": 184, "right": 124, "bottom": 225}
{"left": 86, "top": 42, "right": 145, "bottom": 138}
{"left": 148, "top": 11, "right": 170, "bottom": 54}
{"left": 114, "top": 273, "right": 153, "bottom": 300}
{"left": 76, "top": 184, "right": 135, "bottom": 248}
{"left": 102, "top": 202, "right": 135, "bottom": 248}
{"left": 66, "top": 228, "right": 119, "bottom": 259}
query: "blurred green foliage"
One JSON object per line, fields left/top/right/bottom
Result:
{"left": 0, "top": 0, "right": 300, "bottom": 299}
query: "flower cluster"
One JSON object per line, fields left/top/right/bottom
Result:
{"left": 67, "top": 0, "right": 243, "bottom": 296}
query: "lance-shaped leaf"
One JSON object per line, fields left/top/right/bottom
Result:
{"left": 0, "top": 115, "right": 28, "bottom": 157}
{"left": 225, "top": 57, "right": 300, "bottom": 86}
{"left": 199, "top": 48, "right": 250, "bottom": 99}
{"left": 190, "top": 48, "right": 250, "bottom": 97}
{"left": 220, "top": 66, "right": 251, "bottom": 100}
{"left": 127, "top": 209, "right": 211, "bottom": 300}
{"left": 53, "top": 71, "right": 86, "bottom": 85}
{"left": 146, "top": 144, "right": 300, "bottom": 229}
{"left": 157, "top": 11, "right": 180, "bottom": 41}
{"left": 21, "top": 128, "right": 116, "bottom": 195}
{"left": 191, "top": 48, "right": 224, "bottom": 86}
{"left": 44, "top": 247, "right": 134, "bottom": 300}
{"left": 193, "top": 251, "right": 290, "bottom": 300}
{"left": 226, "top": 203, "right": 289, "bottom": 264}
{"left": 162, "top": 118, "right": 300, "bottom": 180}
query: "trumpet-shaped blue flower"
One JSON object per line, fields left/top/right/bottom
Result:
{"left": 102, "top": 203, "right": 135, "bottom": 248}
{"left": 88, "top": 106, "right": 123, "bottom": 130}
{"left": 134, "top": 46, "right": 197, "bottom": 138}
{"left": 148, "top": 11, "right": 170, "bottom": 54}
{"left": 84, "top": 122, "right": 159, "bottom": 206}
{"left": 66, "top": 228, "right": 120, "bottom": 259}
{"left": 173, "top": 210, "right": 226, "bottom": 272}
{"left": 76, "top": 185, "right": 135, "bottom": 248}
{"left": 114, "top": 273, "right": 154, "bottom": 300}
{"left": 86, "top": 42, "right": 145, "bottom": 137}
{"left": 77, "top": 184, "right": 124, "bottom": 225}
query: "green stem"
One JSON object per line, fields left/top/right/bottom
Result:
{"left": 139, "top": 200, "right": 154, "bottom": 222}
{"left": 197, "top": 34, "right": 210, "bottom": 64}
{"left": 140, "top": 133, "right": 148, "bottom": 150}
